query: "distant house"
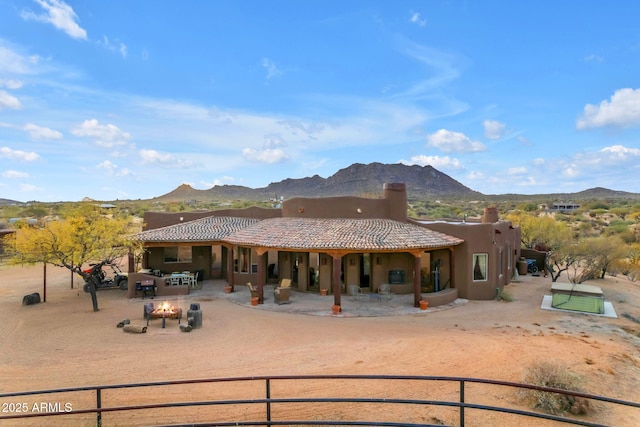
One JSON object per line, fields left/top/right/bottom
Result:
{"left": 132, "top": 183, "right": 521, "bottom": 308}
{"left": 549, "top": 202, "right": 581, "bottom": 212}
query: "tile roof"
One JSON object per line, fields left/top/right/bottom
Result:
{"left": 134, "top": 216, "right": 260, "bottom": 242}
{"left": 225, "top": 217, "right": 463, "bottom": 251}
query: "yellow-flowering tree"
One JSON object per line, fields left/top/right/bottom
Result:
{"left": 12, "top": 204, "right": 136, "bottom": 311}
{"left": 507, "top": 211, "right": 576, "bottom": 281}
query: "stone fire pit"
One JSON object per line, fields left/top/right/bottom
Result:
{"left": 145, "top": 301, "right": 182, "bottom": 327}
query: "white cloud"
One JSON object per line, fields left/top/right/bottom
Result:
{"left": 517, "top": 136, "right": 531, "bottom": 145}
{"left": 21, "top": 0, "right": 87, "bottom": 40}
{"left": 261, "top": 58, "right": 283, "bottom": 80}
{"left": 0, "top": 147, "right": 39, "bottom": 161}
{"left": 242, "top": 147, "right": 289, "bottom": 164}
{"left": 599, "top": 144, "right": 640, "bottom": 161}
{"left": 0, "top": 79, "right": 23, "bottom": 89}
{"left": 96, "top": 160, "right": 130, "bottom": 176}
{"left": 0, "top": 90, "right": 22, "bottom": 110}
{"left": 201, "top": 176, "right": 235, "bottom": 188}
{"left": 507, "top": 166, "right": 527, "bottom": 175}
{"left": 71, "top": 119, "right": 131, "bottom": 147}
{"left": 483, "top": 120, "right": 506, "bottom": 140}
{"left": 467, "top": 171, "right": 485, "bottom": 181}
{"left": 138, "top": 149, "right": 192, "bottom": 168}
{"left": 400, "top": 155, "right": 463, "bottom": 170}
{"left": 584, "top": 54, "right": 603, "bottom": 63}
{"left": 2, "top": 170, "right": 29, "bottom": 179}
{"left": 409, "top": 11, "right": 427, "bottom": 27}
{"left": 20, "top": 183, "right": 41, "bottom": 192}
{"left": 242, "top": 133, "right": 291, "bottom": 164}
{"left": 24, "top": 123, "right": 63, "bottom": 140}
{"left": 98, "top": 36, "right": 128, "bottom": 58}
{"left": 576, "top": 88, "right": 640, "bottom": 129}
{"left": 426, "top": 129, "right": 486, "bottom": 153}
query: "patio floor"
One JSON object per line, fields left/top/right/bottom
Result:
{"left": 137, "top": 279, "right": 468, "bottom": 318}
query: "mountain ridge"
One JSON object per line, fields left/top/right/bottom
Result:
{"left": 152, "top": 162, "right": 639, "bottom": 203}
{"left": 153, "top": 162, "right": 482, "bottom": 202}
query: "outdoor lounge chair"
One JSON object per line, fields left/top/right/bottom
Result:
{"left": 378, "top": 283, "right": 392, "bottom": 304}
{"left": 274, "top": 278, "right": 291, "bottom": 305}
{"left": 348, "top": 284, "right": 367, "bottom": 307}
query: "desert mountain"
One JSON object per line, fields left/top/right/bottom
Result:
{"left": 154, "top": 162, "right": 482, "bottom": 202}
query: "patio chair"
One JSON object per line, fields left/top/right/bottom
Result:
{"left": 274, "top": 278, "right": 291, "bottom": 305}
{"left": 348, "top": 284, "right": 367, "bottom": 307}
{"left": 378, "top": 283, "right": 393, "bottom": 304}
{"left": 189, "top": 272, "right": 199, "bottom": 288}
{"left": 247, "top": 282, "right": 258, "bottom": 298}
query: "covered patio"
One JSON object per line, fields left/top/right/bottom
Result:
{"left": 223, "top": 217, "right": 463, "bottom": 309}
{"left": 135, "top": 278, "right": 468, "bottom": 317}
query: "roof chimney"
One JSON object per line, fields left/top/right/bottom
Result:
{"left": 482, "top": 207, "right": 499, "bottom": 223}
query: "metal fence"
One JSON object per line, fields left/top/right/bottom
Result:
{"left": 1, "top": 374, "right": 638, "bottom": 426}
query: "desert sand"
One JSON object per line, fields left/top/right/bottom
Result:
{"left": 0, "top": 262, "right": 639, "bottom": 426}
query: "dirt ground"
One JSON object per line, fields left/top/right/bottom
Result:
{"left": 0, "top": 263, "right": 639, "bottom": 426}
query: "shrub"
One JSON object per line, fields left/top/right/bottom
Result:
{"left": 519, "top": 361, "right": 589, "bottom": 416}
{"left": 496, "top": 287, "right": 513, "bottom": 302}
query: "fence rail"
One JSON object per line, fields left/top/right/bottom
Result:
{"left": 1, "top": 374, "right": 638, "bottom": 426}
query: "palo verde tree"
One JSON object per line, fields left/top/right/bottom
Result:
{"left": 507, "top": 211, "right": 575, "bottom": 282}
{"left": 12, "top": 204, "right": 136, "bottom": 312}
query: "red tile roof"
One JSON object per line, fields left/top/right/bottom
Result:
{"left": 134, "top": 216, "right": 260, "bottom": 242}
{"left": 134, "top": 216, "right": 463, "bottom": 251}
{"left": 225, "top": 217, "right": 463, "bottom": 251}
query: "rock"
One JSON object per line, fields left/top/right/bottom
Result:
{"left": 22, "top": 293, "right": 41, "bottom": 306}
{"left": 116, "top": 318, "right": 131, "bottom": 328}
{"left": 122, "top": 324, "right": 147, "bottom": 333}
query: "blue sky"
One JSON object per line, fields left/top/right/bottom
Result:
{"left": 1, "top": 1, "right": 640, "bottom": 202}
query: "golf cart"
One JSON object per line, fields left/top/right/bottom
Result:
{"left": 82, "top": 263, "right": 128, "bottom": 292}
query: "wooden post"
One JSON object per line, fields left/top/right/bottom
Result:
{"left": 225, "top": 245, "right": 235, "bottom": 290}
{"left": 413, "top": 253, "right": 422, "bottom": 307}
{"left": 43, "top": 262, "right": 47, "bottom": 303}
{"left": 332, "top": 255, "right": 342, "bottom": 307}
{"left": 257, "top": 251, "right": 266, "bottom": 303}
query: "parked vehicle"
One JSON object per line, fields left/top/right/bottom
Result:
{"left": 82, "top": 263, "right": 128, "bottom": 292}
{"left": 525, "top": 259, "right": 538, "bottom": 274}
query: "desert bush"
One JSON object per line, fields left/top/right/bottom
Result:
{"left": 519, "top": 361, "right": 589, "bottom": 416}
{"left": 496, "top": 287, "right": 513, "bottom": 302}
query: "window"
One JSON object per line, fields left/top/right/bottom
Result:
{"left": 164, "top": 246, "right": 192, "bottom": 263}
{"left": 235, "top": 247, "right": 251, "bottom": 273}
{"left": 473, "top": 253, "right": 488, "bottom": 281}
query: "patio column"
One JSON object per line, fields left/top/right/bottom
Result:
{"left": 412, "top": 251, "right": 422, "bottom": 307}
{"left": 448, "top": 247, "right": 455, "bottom": 290}
{"left": 256, "top": 249, "right": 267, "bottom": 304}
{"left": 332, "top": 254, "right": 342, "bottom": 307}
{"left": 225, "top": 245, "right": 235, "bottom": 290}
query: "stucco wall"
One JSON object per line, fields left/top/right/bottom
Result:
{"left": 422, "top": 220, "right": 520, "bottom": 300}
{"left": 281, "top": 182, "right": 408, "bottom": 222}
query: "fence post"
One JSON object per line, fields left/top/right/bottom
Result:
{"left": 266, "top": 378, "right": 271, "bottom": 426}
{"left": 96, "top": 387, "right": 102, "bottom": 427}
{"left": 459, "top": 380, "right": 465, "bottom": 427}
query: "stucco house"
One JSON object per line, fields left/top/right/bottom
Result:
{"left": 131, "top": 183, "right": 521, "bottom": 309}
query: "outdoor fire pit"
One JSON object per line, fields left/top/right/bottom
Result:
{"left": 145, "top": 301, "right": 182, "bottom": 328}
